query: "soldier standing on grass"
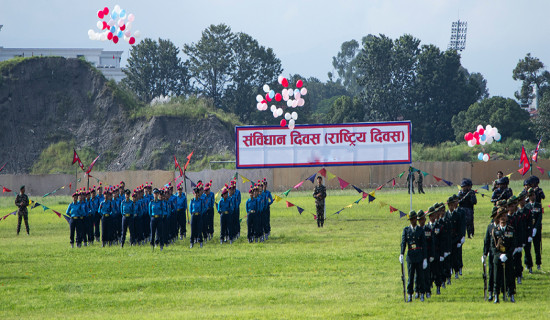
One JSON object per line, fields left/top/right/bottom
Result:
{"left": 400, "top": 210, "right": 428, "bottom": 302}
{"left": 313, "top": 176, "right": 326, "bottom": 228}
{"left": 15, "top": 185, "right": 30, "bottom": 235}
{"left": 406, "top": 168, "right": 415, "bottom": 194}
{"left": 416, "top": 171, "right": 425, "bottom": 194}
{"left": 483, "top": 206, "right": 499, "bottom": 301}
{"left": 458, "top": 178, "right": 477, "bottom": 238}
{"left": 525, "top": 188, "right": 543, "bottom": 271}
{"left": 492, "top": 208, "right": 517, "bottom": 303}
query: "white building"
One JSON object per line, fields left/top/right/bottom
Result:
{"left": 0, "top": 47, "right": 126, "bottom": 82}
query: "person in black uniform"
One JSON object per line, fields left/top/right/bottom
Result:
{"left": 417, "top": 210, "right": 433, "bottom": 298}
{"left": 416, "top": 171, "right": 425, "bottom": 194}
{"left": 400, "top": 211, "right": 428, "bottom": 302}
{"left": 458, "top": 178, "right": 477, "bottom": 238}
{"left": 406, "top": 168, "right": 415, "bottom": 194}
{"left": 313, "top": 176, "right": 326, "bottom": 228}
{"left": 483, "top": 206, "right": 499, "bottom": 301}
{"left": 492, "top": 208, "right": 517, "bottom": 303}
{"left": 525, "top": 188, "right": 543, "bottom": 271}
{"left": 492, "top": 171, "right": 504, "bottom": 191}
{"left": 15, "top": 185, "right": 30, "bottom": 235}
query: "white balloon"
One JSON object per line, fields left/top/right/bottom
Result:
{"left": 277, "top": 108, "right": 283, "bottom": 116}
{"left": 288, "top": 123, "right": 295, "bottom": 130}
{"left": 257, "top": 103, "right": 262, "bottom": 111}
{"left": 100, "top": 32, "right": 107, "bottom": 41}
{"left": 256, "top": 94, "right": 263, "bottom": 102}
{"left": 262, "top": 103, "right": 268, "bottom": 110}
{"left": 483, "top": 154, "right": 489, "bottom": 162}
{"left": 134, "top": 30, "right": 141, "bottom": 38}
{"left": 96, "top": 21, "right": 103, "bottom": 30}
{"left": 108, "top": 19, "right": 115, "bottom": 26}
{"left": 118, "top": 19, "right": 125, "bottom": 27}
{"left": 88, "top": 29, "right": 95, "bottom": 37}
{"left": 477, "top": 124, "right": 483, "bottom": 131}
{"left": 291, "top": 112, "right": 298, "bottom": 120}
{"left": 300, "top": 87, "right": 308, "bottom": 96}
{"left": 486, "top": 136, "right": 493, "bottom": 144}
{"left": 289, "top": 119, "right": 295, "bottom": 126}
{"left": 283, "top": 94, "right": 289, "bottom": 102}
{"left": 292, "top": 100, "right": 298, "bottom": 108}
{"left": 467, "top": 140, "right": 475, "bottom": 147}
{"left": 294, "top": 92, "right": 301, "bottom": 100}
{"left": 270, "top": 105, "right": 276, "bottom": 112}
{"left": 126, "top": 22, "right": 133, "bottom": 31}
{"left": 285, "top": 113, "right": 291, "bottom": 120}
{"left": 495, "top": 132, "right": 502, "bottom": 141}
{"left": 298, "top": 98, "right": 305, "bottom": 107}
{"left": 128, "top": 13, "right": 135, "bottom": 22}
{"left": 114, "top": 5, "right": 121, "bottom": 13}
{"left": 273, "top": 111, "right": 278, "bottom": 118}
{"left": 263, "top": 84, "right": 270, "bottom": 93}
{"left": 288, "top": 89, "right": 294, "bottom": 97}
{"left": 286, "top": 100, "right": 293, "bottom": 107}
{"left": 282, "top": 89, "right": 288, "bottom": 96}
{"left": 278, "top": 75, "right": 284, "bottom": 84}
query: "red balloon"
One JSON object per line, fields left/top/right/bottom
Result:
{"left": 129, "top": 37, "right": 135, "bottom": 45}
{"left": 112, "top": 36, "right": 119, "bottom": 44}
{"left": 280, "top": 119, "right": 287, "bottom": 127}
{"left": 103, "top": 7, "right": 109, "bottom": 15}
{"left": 473, "top": 131, "right": 479, "bottom": 139}
{"left": 275, "top": 93, "right": 282, "bottom": 102}
{"left": 102, "top": 21, "right": 108, "bottom": 30}
{"left": 265, "top": 94, "right": 272, "bottom": 102}
{"left": 261, "top": 99, "right": 267, "bottom": 105}
{"left": 98, "top": 10, "right": 104, "bottom": 19}
{"left": 464, "top": 132, "right": 473, "bottom": 141}
{"left": 476, "top": 137, "right": 480, "bottom": 145}
{"left": 120, "top": 24, "right": 126, "bottom": 31}
{"left": 478, "top": 128, "right": 485, "bottom": 135}
{"left": 107, "top": 32, "right": 113, "bottom": 40}
{"left": 296, "top": 79, "right": 303, "bottom": 88}
{"left": 282, "top": 78, "right": 289, "bottom": 88}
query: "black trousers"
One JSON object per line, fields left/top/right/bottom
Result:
{"left": 150, "top": 216, "right": 163, "bottom": 247}
{"left": 418, "top": 183, "right": 425, "bottom": 194}
{"left": 464, "top": 208, "right": 474, "bottom": 237}
{"left": 17, "top": 211, "right": 29, "bottom": 234}
{"left": 176, "top": 209, "right": 187, "bottom": 236}
{"left": 190, "top": 214, "right": 203, "bottom": 244}
{"left": 134, "top": 215, "right": 143, "bottom": 242}
{"left": 264, "top": 206, "right": 271, "bottom": 234}
{"left": 254, "top": 210, "right": 264, "bottom": 238}
{"left": 220, "top": 213, "right": 231, "bottom": 240}
{"left": 316, "top": 204, "right": 325, "bottom": 227}
{"left": 524, "top": 242, "right": 534, "bottom": 268}
{"left": 101, "top": 216, "right": 112, "bottom": 243}
{"left": 407, "top": 261, "right": 423, "bottom": 295}
{"left": 93, "top": 213, "right": 101, "bottom": 239}
{"left": 69, "top": 218, "right": 83, "bottom": 245}
{"left": 488, "top": 253, "right": 495, "bottom": 293}
{"left": 247, "top": 212, "right": 255, "bottom": 241}
{"left": 121, "top": 216, "right": 134, "bottom": 245}
{"left": 493, "top": 258, "right": 514, "bottom": 296}
{"left": 514, "top": 250, "right": 523, "bottom": 277}
{"left": 533, "top": 232, "right": 542, "bottom": 266}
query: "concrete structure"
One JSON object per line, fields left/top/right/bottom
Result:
{"left": 0, "top": 47, "right": 126, "bottom": 82}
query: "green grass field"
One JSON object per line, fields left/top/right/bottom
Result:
{"left": 0, "top": 182, "right": 549, "bottom": 319}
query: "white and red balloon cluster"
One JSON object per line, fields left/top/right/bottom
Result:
{"left": 88, "top": 5, "right": 140, "bottom": 45}
{"left": 464, "top": 124, "right": 501, "bottom": 147}
{"left": 255, "top": 76, "right": 307, "bottom": 130}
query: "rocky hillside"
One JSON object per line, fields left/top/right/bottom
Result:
{"left": 0, "top": 57, "right": 235, "bottom": 174}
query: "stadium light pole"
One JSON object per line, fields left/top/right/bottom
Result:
{"left": 447, "top": 20, "right": 467, "bottom": 51}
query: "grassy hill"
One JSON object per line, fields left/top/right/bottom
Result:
{"left": 0, "top": 182, "right": 548, "bottom": 319}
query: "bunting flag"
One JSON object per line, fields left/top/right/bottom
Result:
{"left": 345, "top": 204, "right": 353, "bottom": 208}
{"left": 369, "top": 191, "right": 376, "bottom": 197}
{"left": 352, "top": 185, "right": 363, "bottom": 193}
{"left": 533, "top": 138, "right": 542, "bottom": 162}
{"left": 318, "top": 168, "right": 327, "bottom": 177}
{"left": 293, "top": 181, "right": 304, "bottom": 189}
{"left": 389, "top": 206, "right": 398, "bottom": 213}
{"left": 85, "top": 154, "right": 101, "bottom": 175}
{"left": 1, "top": 211, "right": 17, "bottom": 221}
{"left": 537, "top": 166, "right": 545, "bottom": 175}
{"left": 399, "top": 211, "right": 407, "bottom": 218}
{"left": 433, "top": 175, "right": 442, "bottom": 182}
{"left": 376, "top": 184, "right": 384, "bottom": 191}
{"left": 313, "top": 214, "right": 317, "bottom": 220}
{"left": 337, "top": 177, "right": 349, "bottom": 190}
{"left": 52, "top": 210, "right": 62, "bottom": 218}
{"left": 326, "top": 170, "right": 336, "bottom": 181}
{"left": 0, "top": 162, "right": 6, "bottom": 173}
{"left": 286, "top": 201, "right": 295, "bottom": 208}
{"left": 174, "top": 155, "right": 184, "bottom": 177}
{"left": 362, "top": 192, "right": 368, "bottom": 199}
{"left": 481, "top": 185, "right": 489, "bottom": 191}
{"left": 42, "top": 205, "right": 49, "bottom": 212}
{"left": 354, "top": 198, "right": 362, "bottom": 204}
{"left": 368, "top": 194, "right": 375, "bottom": 203}
{"left": 442, "top": 179, "right": 453, "bottom": 187}
{"left": 282, "top": 189, "right": 292, "bottom": 197}
{"left": 505, "top": 173, "right": 513, "bottom": 179}
{"left": 190, "top": 180, "right": 196, "bottom": 188}
{"left": 421, "top": 171, "right": 429, "bottom": 177}
{"left": 72, "top": 149, "right": 85, "bottom": 171}
{"left": 63, "top": 214, "right": 71, "bottom": 223}
{"left": 31, "top": 202, "right": 40, "bottom": 209}
{"left": 273, "top": 195, "right": 283, "bottom": 202}
{"left": 2, "top": 186, "right": 11, "bottom": 193}
{"left": 398, "top": 171, "right": 406, "bottom": 178}
{"left": 519, "top": 145, "right": 531, "bottom": 175}
{"left": 184, "top": 151, "right": 194, "bottom": 171}
{"left": 334, "top": 209, "right": 343, "bottom": 215}
{"left": 297, "top": 206, "right": 304, "bottom": 215}
{"left": 306, "top": 173, "right": 317, "bottom": 183}
{"left": 241, "top": 175, "right": 251, "bottom": 184}
{"left": 392, "top": 178, "right": 396, "bottom": 187}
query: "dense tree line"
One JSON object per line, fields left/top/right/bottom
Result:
{"left": 122, "top": 24, "right": 547, "bottom": 144}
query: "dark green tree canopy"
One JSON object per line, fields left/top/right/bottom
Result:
{"left": 512, "top": 53, "right": 550, "bottom": 106}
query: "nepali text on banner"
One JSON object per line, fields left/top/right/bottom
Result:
{"left": 235, "top": 121, "right": 412, "bottom": 168}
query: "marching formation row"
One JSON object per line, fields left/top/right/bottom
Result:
{"left": 65, "top": 178, "right": 274, "bottom": 250}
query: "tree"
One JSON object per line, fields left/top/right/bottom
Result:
{"left": 183, "top": 24, "right": 236, "bottom": 109}
{"left": 533, "top": 91, "right": 550, "bottom": 139}
{"left": 324, "top": 96, "right": 363, "bottom": 123}
{"left": 451, "top": 96, "right": 534, "bottom": 142}
{"left": 123, "top": 38, "right": 189, "bottom": 102}
{"left": 512, "top": 53, "right": 550, "bottom": 107}
{"left": 331, "top": 39, "right": 362, "bottom": 95}
{"left": 224, "top": 32, "right": 282, "bottom": 123}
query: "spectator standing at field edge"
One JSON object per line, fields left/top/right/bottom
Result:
{"left": 15, "top": 185, "right": 30, "bottom": 235}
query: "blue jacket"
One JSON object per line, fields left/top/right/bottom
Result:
{"left": 176, "top": 193, "right": 187, "bottom": 211}
{"left": 246, "top": 197, "right": 258, "bottom": 214}
{"left": 149, "top": 200, "right": 164, "bottom": 217}
{"left": 218, "top": 197, "right": 232, "bottom": 214}
{"left": 99, "top": 200, "right": 114, "bottom": 216}
{"left": 190, "top": 198, "right": 204, "bottom": 215}
{"left": 121, "top": 199, "right": 135, "bottom": 216}
{"left": 66, "top": 201, "right": 84, "bottom": 218}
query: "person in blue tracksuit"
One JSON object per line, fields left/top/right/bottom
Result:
{"left": 99, "top": 189, "right": 114, "bottom": 247}
{"left": 246, "top": 187, "right": 258, "bottom": 243}
{"left": 94, "top": 184, "right": 104, "bottom": 241}
{"left": 133, "top": 189, "right": 143, "bottom": 245}
{"left": 230, "top": 180, "right": 242, "bottom": 239}
{"left": 176, "top": 185, "right": 188, "bottom": 239}
{"left": 255, "top": 182, "right": 265, "bottom": 242}
{"left": 190, "top": 187, "right": 205, "bottom": 248}
{"left": 149, "top": 188, "right": 164, "bottom": 251}
{"left": 90, "top": 187, "right": 100, "bottom": 243}
{"left": 218, "top": 186, "right": 233, "bottom": 244}
{"left": 120, "top": 190, "right": 136, "bottom": 248}
{"left": 67, "top": 192, "right": 85, "bottom": 248}
{"left": 169, "top": 185, "right": 178, "bottom": 243}
{"left": 204, "top": 181, "right": 215, "bottom": 240}
{"left": 262, "top": 179, "right": 274, "bottom": 240}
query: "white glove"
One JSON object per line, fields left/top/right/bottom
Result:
{"left": 533, "top": 228, "right": 537, "bottom": 237}
{"left": 457, "top": 243, "right": 462, "bottom": 248}
{"left": 461, "top": 236, "right": 465, "bottom": 244}
{"left": 423, "top": 259, "right": 428, "bottom": 270}
{"left": 429, "top": 257, "right": 434, "bottom": 262}
{"left": 482, "top": 255, "right": 486, "bottom": 263}
{"left": 444, "top": 252, "right": 450, "bottom": 258}
{"left": 500, "top": 254, "right": 507, "bottom": 263}
{"left": 440, "top": 256, "right": 444, "bottom": 262}
{"left": 528, "top": 236, "right": 533, "bottom": 243}
{"left": 399, "top": 254, "right": 404, "bottom": 264}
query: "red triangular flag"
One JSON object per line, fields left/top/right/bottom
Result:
{"left": 376, "top": 184, "right": 384, "bottom": 190}
{"left": 52, "top": 210, "right": 62, "bottom": 218}
{"left": 294, "top": 181, "right": 304, "bottom": 189}
{"left": 2, "top": 186, "right": 12, "bottom": 193}
{"left": 520, "top": 145, "right": 531, "bottom": 174}
{"left": 318, "top": 168, "right": 327, "bottom": 177}
{"left": 184, "top": 151, "right": 194, "bottom": 171}
{"left": 433, "top": 175, "right": 442, "bottom": 182}
{"left": 286, "top": 201, "right": 295, "bottom": 208}
{"left": 389, "top": 206, "right": 398, "bottom": 213}
{"left": 362, "top": 192, "right": 368, "bottom": 199}
{"left": 537, "top": 166, "right": 545, "bottom": 175}
{"left": 533, "top": 139, "right": 542, "bottom": 162}
{"left": 392, "top": 178, "right": 396, "bottom": 187}
{"left": 338, "top": 177, "right": 349, "bottom": 190}
{"left": 174, "top": 155, "right": 184, "bottom": 177}
{"left": 85, "top": 155, "right": 100, "bottom": 174}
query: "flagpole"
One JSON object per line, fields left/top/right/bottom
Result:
{"left": 409, "top": 167, "right": 413, "bottom": 211}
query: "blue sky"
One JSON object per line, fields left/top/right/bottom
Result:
{"left": 1, "top": 0, "right": 549, "bottom": 98}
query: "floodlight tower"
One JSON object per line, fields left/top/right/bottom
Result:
{"left": 448, "top": 20, "right": 467, "bottom": 51}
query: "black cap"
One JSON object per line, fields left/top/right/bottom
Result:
{"left": 20, "top": 185, "right": 25, "bottom": 190}
{"left": 125, "top": 189, "right": 131, "bottom": 195}
{"left": 460, "top": 178, "right": 472, "bottom": 187}
{"left": 417, "top": 210, "right": 425, "bottom": 219}
{"left": 408, "top": 210, "right": 417, "bottom": 220}
{"left": 153, "top": 188, "right": 160, "bottom": 194}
